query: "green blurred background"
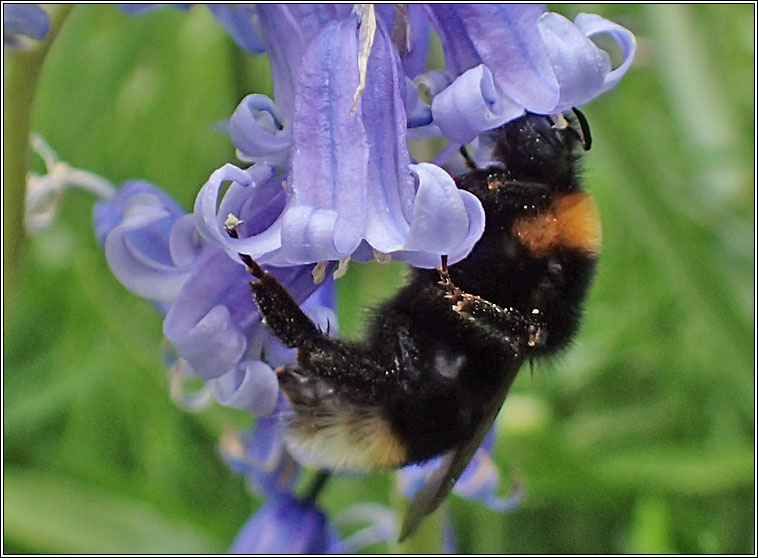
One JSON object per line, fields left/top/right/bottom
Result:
{"left": 3, "top": 4, "right": 754, "bottom": 554}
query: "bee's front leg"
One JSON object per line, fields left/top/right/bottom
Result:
{"left": 244, "top": 262, "right": 324, "bottom": 349}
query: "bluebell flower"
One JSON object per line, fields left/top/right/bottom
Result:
{"left": 3, "top": 4, "right": 49, "bottom": 47}
{"left": 229, "top": 493, "right": 343, "bottom": 554}
{"left": 229, "top": 493, "right": 398, "bottom": 554}
{"left": 197, "top": 4, "right": 634, "bottom": 272}
{"left": 426, "top": 6, "right": 636, "bottom": 145}
{"left": 93, "top": 178, "right": 336, "bottom": 416}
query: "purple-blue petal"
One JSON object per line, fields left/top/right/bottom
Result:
{"left": 431, "top": 64, "right": 525, "bottom": 145}
{"left": 207, "top": 4, "right": 264, "bottom": 54}
{"left": 163, "top": 250, "right": 250, "bottom": 379}
{"left": 395, "top": 163, "right": 485, "bottom": 268}
{"left": 454, "top": 448, "right": 523, "bottom": 512}
{"left": 573, "top": 13, "right": 637, "bottom": 94}
{"left": 361, "top": 22, "right": 416, "bottom": 254}
{"left": 398, "top": 427, "right": 520, "bottom": 512}
{"left": 228, "top": 94, "right": 291, "bottom": 167}
{"left": 375, "top": 4, "right": 431, "bottom": 79}
{"left": 94, "top": 180, "right": 184, "bottom": 246}
{"left": 3, "top": 4, "right": 49, "bottom": 42}
{"left": 100, "top": 190, "right": 195, "bottom": 303}
{"left": 229, "top": 494, "right": 343, "bottom": 554}
{"left": 193, "top": 162, "right": 284, "bottom": 262}
{"left": 213, "top": 359, "right": 279, "bottom": 415}
{"left": 537, "top": 12, "right": 610, "bottom": 112}
{"left": 334, "top": 504, "right": 398, "bottom": 552}
{"left": 426, "top": 5, "right": 561, "bottom": 113}
{"left": 402, "top": 5, "right": 433, "bottom": 79}
{"left": 255, "top": 5, "right": 350, "bottom": 118}
{"left": 280, "top": 17, "right": 367, "bottom": 263}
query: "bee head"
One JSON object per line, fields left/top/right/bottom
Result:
{"left": 489, "top": 111, "right": 589, "bottom": 192}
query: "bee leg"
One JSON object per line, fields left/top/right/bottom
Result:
{"left": 459, "top": 146, "right": 478, "bottom": 170}
{"left": 451, "top": 293, "right": 546, "bottom": 349}
{"left": 224, "top": 220, "right": 322, "bottom": 348}
{"left": 277, "top": 365, "right": 335, "bottom": 409}
{"left": 248, "top": 269, "right": 323, "bottom": 348}
{"left": 437, "top": 259, "right": 546, "bottom": 349}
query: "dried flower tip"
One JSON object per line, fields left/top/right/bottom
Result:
{"left": 351, "top": 4, "right": 376, "bottom": 115}
{"left": 372, "top": 249, "right": 392, "bottom": 265}
{"left": 333, "top": 256, "right": 351, "bottom": 279}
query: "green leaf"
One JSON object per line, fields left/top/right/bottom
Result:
{"left": 3, "top": 468, "right": 222, "bottom": 554}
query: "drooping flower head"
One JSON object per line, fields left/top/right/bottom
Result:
{"left": 196, "top": 4, "right": 634, "bottom": 272}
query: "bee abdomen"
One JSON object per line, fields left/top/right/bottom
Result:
{"left": 278, "top": 366, "right": 410, "bottom": 472}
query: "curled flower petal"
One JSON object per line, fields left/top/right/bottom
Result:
{"left": 406, "top": 72, "right": 450, "bottom": 139}
{"left": 573, "top": 12, "right": 637, "bottom": 94}
{"left": 426, "top": 5, "right": 560, "bottom": 113}
{"left": 230, "top": 494, "right": 343, "bottom": 554}
{"left": 101, "top": 190, "right": 194, "bottom": 303}
{"left": 404, "top": 77, "right": 434, "bottom": 130}
{"left": 163, "top": 245, "right": 327, "bottom": 379}
{"left": 431, "top": 64, "right": 525, "bottom": 145}
{"left": 3, "top": 4, "right": 49, "bottom": 44}
{"left": 395, "top": 163, "right": 485, "bottom": 268}
{"left": 193, "top": 162, "right": 284, "bottom": 262}
{"left": 213, "top": 359, "right": 280, "bottom": 416}
{"left": 454, "top": 450, "right": 523, "bottom": 512}
{"left": 94, "top": 180, "right": 183, "bottom": 246}
{"left": 163, "top": 250, "right": 250, "bottom": 379}
{"left": 207, "top": 4, "right": 264, "bottom": 54}
{"left": 538, "top": 13, "right": 610, "bottom": 112}
{"left": 229, "top": 94, "right": 291, "bottom": 167}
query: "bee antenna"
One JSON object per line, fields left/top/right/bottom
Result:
{"left": 459, "top": 146, "right": 478, "bottom": 170}
{"left": 571, "top": 107, "right": 592, "bottom": 151}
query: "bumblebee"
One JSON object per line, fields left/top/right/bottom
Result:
{"left": 234, "top": 110, "right": 600, "bottom": 539}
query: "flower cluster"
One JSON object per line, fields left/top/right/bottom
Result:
{"left": 18, "top": 3, "right": 635, "bottom": 552}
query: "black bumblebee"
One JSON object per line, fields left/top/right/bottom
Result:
{"left": 232, "top": 110, "right": 600, "bottom": 539}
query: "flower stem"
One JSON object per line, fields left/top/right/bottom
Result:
{"left": 3, "top": 4, "right": 74, "bottom": 304}
{"left": 302, "top": 470, "right": 332, "bottom": 505}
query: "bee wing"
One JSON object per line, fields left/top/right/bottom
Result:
{"left": 398, "top": 352, "right": 524, "bottom": 542}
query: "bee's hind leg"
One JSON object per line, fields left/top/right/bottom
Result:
{"left": 277, "top": 365, "right": 335, "bottom": 410}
